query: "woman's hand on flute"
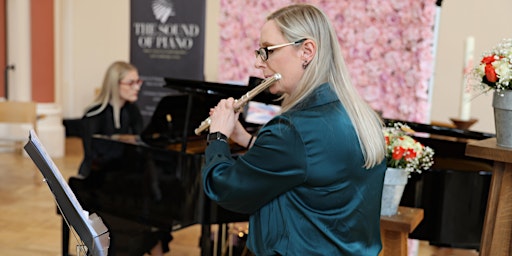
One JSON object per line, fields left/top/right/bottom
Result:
{"left": 210, "top": 97, "right": 253, "bottom": 148}
{"left": 209, "top": 98, "right": 239, "bottom": 138}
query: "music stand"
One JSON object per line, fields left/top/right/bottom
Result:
{"left": 23, "top": 129, "right": 109, "bottom": 256}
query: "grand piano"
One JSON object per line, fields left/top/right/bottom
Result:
{"left": 63, "top": 77, "right": 276, "bottom": 255}
{"left": 63, "top": 77, "right": 496, "bottom": 255}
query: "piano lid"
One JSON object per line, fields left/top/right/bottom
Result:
{"left": 142, "top": 77, "right": 281, "bottom": 148}
{"left": 163, "top": 76, "right": 280, "bottom": 105}
{"left": 384, "top": 118, "right": 495, "bottom": 140}
{"left": 164, "top": 77, "right": 247, "bottom": 96}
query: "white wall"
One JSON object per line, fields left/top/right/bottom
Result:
{"left": 431, "top": 0, "right": 512, "bottom": 133}
{"left": 53, "top": 0, "right": 510, "bottom": 134}
{"left": 56, "top": 0, "right": 131, "bottom": 118}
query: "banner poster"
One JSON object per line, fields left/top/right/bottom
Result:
{"left": 130, "top": 0, "right": 205, "bottom": 125}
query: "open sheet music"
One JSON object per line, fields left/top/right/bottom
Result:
{"left": 24, "top": 129, "right": 109, "bottom": 256}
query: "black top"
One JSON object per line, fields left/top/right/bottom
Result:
{"left": 78, "top": 103, "right": 143, "bottom": 177}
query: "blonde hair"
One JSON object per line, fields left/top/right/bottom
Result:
{"left": 84, "top": 61, "right": 137, "bottom": 129}
{"left": 268, "top": 4, "right": 385, "bottom": 168}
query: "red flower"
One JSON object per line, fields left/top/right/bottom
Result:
{"left": 392, "top": 146, "right": 405, "bottom": 160}
{"left": 481, "top": 55, "right": 496, "bottom": 65}
{"left": 485, "top": 64, "right": 498, "bottom": 83}
{"left": 405, "top": 148, "right": 417, "bottom": 160}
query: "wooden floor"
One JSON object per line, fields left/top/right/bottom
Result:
{"left": 0, "top": 138, "right": 479, "bottom": 256}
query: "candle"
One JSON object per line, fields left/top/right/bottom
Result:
{"left": 459, "top": 36, "right": 474, "bottom": 121}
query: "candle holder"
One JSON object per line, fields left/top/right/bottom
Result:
{"left": 449, "top": 118, "right": 478, "bottom": 130}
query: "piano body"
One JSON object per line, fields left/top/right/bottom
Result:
{"left": 63, "top": 77, "right": 274, "bottom": 255}
{"left": 63, "top": 76, "right": 495, "bottom": 255}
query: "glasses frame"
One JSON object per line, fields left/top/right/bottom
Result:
{"left": 255, "top": 38, "right": 307, "bottom": 62}
{"left": 119, "top": 79, "right": 143, "bottom": 89}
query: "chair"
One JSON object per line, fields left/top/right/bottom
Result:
{"left": 0, "top": 101, "right": 38, "bottom": 153}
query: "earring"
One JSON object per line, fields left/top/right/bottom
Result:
{"left": 302, "top": 61, "right": 309, "bottom": 69}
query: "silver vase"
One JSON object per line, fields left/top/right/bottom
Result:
{"left": 380, "top": 167, "right": 408, "bottom": 216}
{"left": 492, "top": 90, "right": 512, "bottom": 148}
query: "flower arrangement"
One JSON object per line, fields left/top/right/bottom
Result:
{"left": 468, "top": 38, "right": 512, "bottom": 93}
{"left": 383, "top": 123, "right": 434, "bottom": 175}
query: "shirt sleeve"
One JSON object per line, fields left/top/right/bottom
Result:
{"left": 128, "top": 103, "right": 144, "bottom": 134}
{"left": 78, "top": 113, "right": 103, "bottom": 176}
{"left": 202, "top": 115, "right": 307, "bottom": 214}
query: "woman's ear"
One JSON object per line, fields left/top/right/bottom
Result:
{"left": 301, "top": 39, "right": 316, "bottom": 69}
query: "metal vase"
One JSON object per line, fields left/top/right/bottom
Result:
{"left": 492, "top": 90, "right": 512, "bottom": 148}
{"left": 380, "top": 167, "right": 408, "bottom": 216}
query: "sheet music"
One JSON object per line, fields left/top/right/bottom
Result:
{"left": 28, "top": 130, "right": 88, "bottom": 217}
{"left": 24, "top": 129, "right": 109, "bottom": 256}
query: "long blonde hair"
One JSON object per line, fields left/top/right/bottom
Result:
{"left": 84, "top": 61, "right": 137, "bottom": 129}
{"left": 268, "top": 4, "right": 385, "bottom": 168}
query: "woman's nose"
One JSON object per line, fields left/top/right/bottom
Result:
{"left": 254, "top": 57, "right": 265, "bottom": 69}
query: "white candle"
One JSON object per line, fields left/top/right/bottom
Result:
{"left": 459, "top": 36, "right": 474, "bottom": 121}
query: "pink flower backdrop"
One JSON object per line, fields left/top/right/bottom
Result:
{"left": 218, "top": 0, "right": 437, "bottom": 123}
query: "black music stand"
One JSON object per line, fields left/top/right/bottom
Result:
{"left": 24, "top": 130, "right": 109, "bottom": 256}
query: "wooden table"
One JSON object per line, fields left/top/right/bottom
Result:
{"left": 466, "top": 138, "right": 512, "bottom": 256}
{"left": 379, "top": 206, "right": 424, "bottom": 256}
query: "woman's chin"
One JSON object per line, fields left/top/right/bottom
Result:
{"left": 269, "top": 87, "right": 281, "bottom": 95}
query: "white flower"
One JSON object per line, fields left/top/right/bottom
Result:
{"left": 494, "top": 60, "right": 512, "bottom": 82}
{"left": 476, "top": 64, "right": 486, "bottom": 76}
{"left": 467, "top": 38, "right": 512, "bottom": 92}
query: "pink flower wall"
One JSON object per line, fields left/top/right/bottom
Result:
{"left": 218, "top": 0, "right": 437, "bottom": 122}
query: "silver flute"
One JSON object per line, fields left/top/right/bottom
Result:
{"left": 194, "top": 73, "right": 282, "bottom": 135}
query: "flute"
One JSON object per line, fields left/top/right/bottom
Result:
{"left": 194, "top": 73, "right": 282, "bottom": 135}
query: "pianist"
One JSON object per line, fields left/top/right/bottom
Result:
{"left": 76, "top": 61, "right": 171, "bottom": 255}
{"left": 202, "top": 4, "right": 386, "bottom": 256}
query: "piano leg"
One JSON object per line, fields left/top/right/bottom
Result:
{"left": 62, "top": 217, "right": 69, "bottom": 256}
{"left": 198, "top": 223, "right": 233, "bottom": 256}
{"left": 200, "top": 224, "right": 212, "bottom": 256}
{"left": 216, "top": 224, "right": 227, "bottom": 256}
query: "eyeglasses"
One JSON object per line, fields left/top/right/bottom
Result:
{"left": 254, "top": 38, "right": 307, "bottom": 62}
{"left": 119, "top": 79, "right": 143, "bottom": 89}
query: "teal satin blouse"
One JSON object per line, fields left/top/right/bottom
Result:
{"left": 202, "top": 83, "right": 386, "bottom": 255}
